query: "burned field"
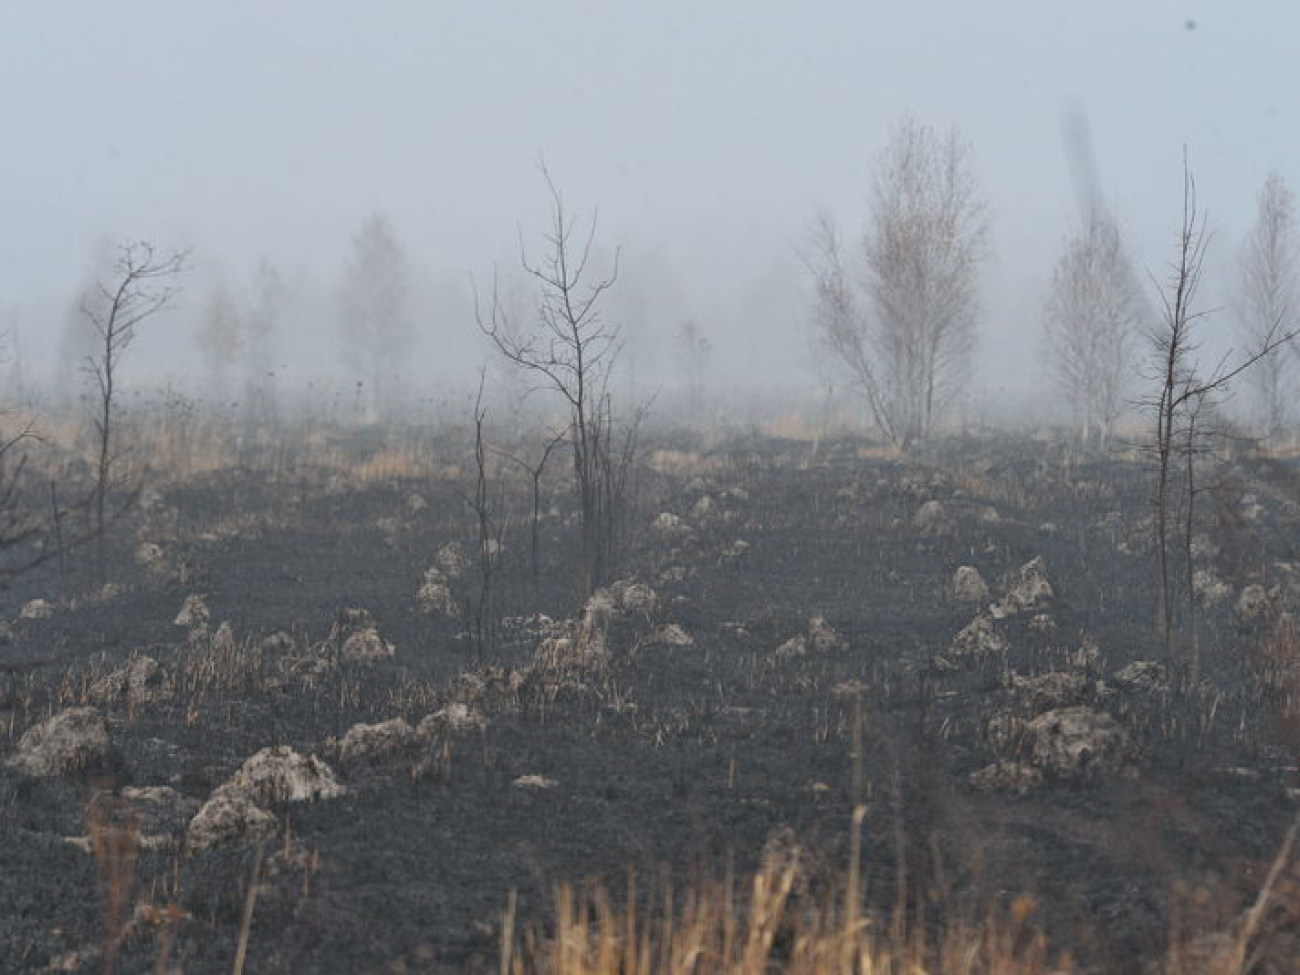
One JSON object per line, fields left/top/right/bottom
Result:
{"left": 3, "top": 431, "right": 1300, "bottom": 973}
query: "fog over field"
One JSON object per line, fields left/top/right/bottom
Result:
{"left": 1, "top": 1, "right": 1297, "bottom": 421}
{"left": 9, "top": 7, "right": 1300, "bottom": 972}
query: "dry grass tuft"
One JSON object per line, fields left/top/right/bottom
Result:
{"left": 1246, "top": 612, "right": 1300, "bottom": 752}
{"left": 947, "top": 462, "right": 1032, "bottom": 511}
{"left": 502, "top": 814, "right": 1063, "bottom": 975}
{"left": 503, "top": 805, "right": 1300, "bottom": 975}
{"left": 86, "top": 792, "right": 141, "bottom": 975}
{"left": 645, "top": 449, "right": 731, "bottom": 480}
{"left": 318, "top": 442, "right": 448, "bottom": 483}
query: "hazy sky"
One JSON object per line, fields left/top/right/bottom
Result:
{"left": 2, "top": 1, "right": 1297, "bottom": 405}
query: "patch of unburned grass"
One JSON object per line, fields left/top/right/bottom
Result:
{"left": 503, "top": 808, "right": 1300, "bottom": 975}
{"left": 501, "top": 813, "right": 1063, "bottom": 975}
{"left": 645, "top": 448, "right": 732, "bottom": 480}
{"left": 947, "top": 462, "right": 1033, "bottom": 512}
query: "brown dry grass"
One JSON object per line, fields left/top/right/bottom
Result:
{"left": 86, "top": 792, "right": 141, "bottom": 975}
{"left": 946, "top": 463, "right": 1032, "bottom": 511}
{"left": 502, "top": 811, "right": 1065, "bottom": 975}
{"left": 502, "top": 804, "right": 1300, "bottom": 975}
{"left": 1246, "top": 613, "right": 1300, "bottom": 755}
{"left": 21, "top": 403, "right": 470, "bottom": 489}
{"left": 645, "top": 449, "right": 732, "bottom": 480}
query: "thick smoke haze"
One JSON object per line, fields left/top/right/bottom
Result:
{"left": 2, "top": 2, "right": 1296, "bottom": 422}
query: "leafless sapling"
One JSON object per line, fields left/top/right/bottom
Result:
{"left": 242, "top": 258, "right": 286, "bottom": 437}
{"left": 491, "top": 424, "right": 567, "bottom": 593}
{"left": 464, "top": 374, "right": 507, "bottom": 658}
{"left": 673, "top": 318, "right": 713, "bottom": 420}
{"left": 81, "top": 242, "right": 188, "bottom": 548}
{"left": 0, "top": 410, "right": 41, "bottom": 581}
{"left": 1146, "top": 160, "right": 1298, "bottom": 679}
{"left": 476, "top": 170, "right": 643, "bottom": 597}
{"left": 0, "top": 329, "right": 121, "bottom": 591}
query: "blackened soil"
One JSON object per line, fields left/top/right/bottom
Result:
{"left": 2, "top": 434, "right": 1299, "bottom": 973}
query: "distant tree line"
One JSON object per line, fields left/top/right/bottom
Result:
{"left": 805, "top": 116, "right": 1300, "bottom": 452}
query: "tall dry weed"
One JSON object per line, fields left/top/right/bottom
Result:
{"left": 86, "top": 792, "right": 140, "bottom": 975}
{"left": 501, "top": 815, "right": 1064, "bottom": 975}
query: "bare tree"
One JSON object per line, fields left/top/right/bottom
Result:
{"left": 81, "top": 241, "right": 188, "bottom": 540}
{"left": 1146, "top": 160, "right": 1297, "bottom": 679}
{"left": 1234, "top": 172, "right": 1300, "bottom": 442}
{"left": 1042, "top": 213, "right": 1144, "bottom": 449}
{"left": 674, "top": 318, "right": 712, "bottom": 419}
{"left": 491, "top": 425, "right": 567, "bottom": 594}
{"left": 0, "top": 328, "right": 43, "bottom": 579}
{"left": 1147, "top": 165, "right": 1211, "bottom": 673}
{"left": 807, "top": 118, "right": 987, "bottom": 447}
{"left": 0, "top": 327, "right": 124, "bottom": 590}
{"left": 245, "top": 260, "right": 283, "bottom": 375}
{"left": 0, "top": 307, "right": 26, "bottom": 407}
{"left": 196, "top": 278, "right": 246, "bottom": 404}
{"left": 60, "top": 283, "right": 105, "bottom": 416}
{"left": 338, "top": 213, "right": 412, "bottom": 422}
{"left": 476, "top": 170, "right": 641, "bottom": 597}
{"left": 241, "top": 259, "right": 286, "bottom": 434}
{"left": 464, "top": 373, "right": 506, "bottom": 659}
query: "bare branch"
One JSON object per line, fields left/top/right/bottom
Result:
{"left": 80, "top": 240, "right": 189, "bottom": 548}
{"left": 475, "top": 173, "right": 639, "bottom": 596}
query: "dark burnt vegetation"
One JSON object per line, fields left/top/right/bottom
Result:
{"left": 0, "top": 414, "right": 1298, "bottom": 972}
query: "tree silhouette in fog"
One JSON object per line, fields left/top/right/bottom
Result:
{"left": 338, "top": 213, "right": 412, "bottom": 422}
{"left": 807, "top": 117, "right": 987, "bottom": 448}
{"left": 1042, "top": 212, "right": 1143, "bottom": 450}
{"left": 1234, "top": 172, "right": 1300, "bottom": 443}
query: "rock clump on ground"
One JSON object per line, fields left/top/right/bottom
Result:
{"left": 339, "top": 718, "right": 416, "bottom": 764}
{"left": 949, "top": 613, "right": 1008, "bottom": 658}
{"left": 419, "top": 702, "right": 489, "bottom": 735}
{"left": 1024, "top": 706, "right": 1136, "bottom": 778}
{"left": 1008, "top": 670, "right": 1098, "bottom": 712}
{"left": 88, "top": 655, "right": 174, "bottom": 708}
{"left": 645, "top": 623, "right": 694, "bottom": 647}
{"left": 776, "top": 615, "right": 846, "bottom": 660}
{"left": 972, "top": 704, "right": 1136, "bottom": 790}
{"left": 341, "top": 626, "right": 396, "bottom": 662}
{"left": 1113, "top": 660, "right": 1168, "bottom": 693}
{"left": 6, "top": 707, "right": 114, "bottom": 778}
{"left": 1234, "top": 584, "right": 1275, "bottom": 625}
{"left": 186, "top": 746, "right": 345, "bottom": 851}
{"left": 173, "top": 594, "right": 210, "bottom": 630}
{"left": 20, "top": 598, "right": 54, "bottom": 620}
{"left": 416, "top": 566, "right": 458, "bottom": 616}
{"left": 950, "top": 565, "right": 990, "bottom": 603}
{"left": 946, "top": 557, "right": 1055, "bottom": 660}
{"left": 989, "top": 556, "right": 1053, "bottom": 619}
{"left": 435, "top": 541, "right": 467, "bottom": 577}
{"left": 913, "top": 500, "right": 953, "bottom": 536}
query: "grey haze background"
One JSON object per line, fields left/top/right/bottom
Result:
{"left": 1, "top": 1, "right": 1296, "bottom": 419}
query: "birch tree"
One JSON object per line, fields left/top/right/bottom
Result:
{"left": 196, "top": 278, "right": 245, "bottom": 403}
{"left": 1235, "top": 172, "right": 1300, "bottom": 442}
{"left": 1042, "top": 213, "right": 1143, "bottom": 449}
{"left": 808, "top": 118, "right": 987, "bottom": 447}
{"left": 338, "top": 212, "right": 412, "bottom": 421}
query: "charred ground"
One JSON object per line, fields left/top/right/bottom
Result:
{"left": 2, "top": 430, "right": 1299, "bottom": 973}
